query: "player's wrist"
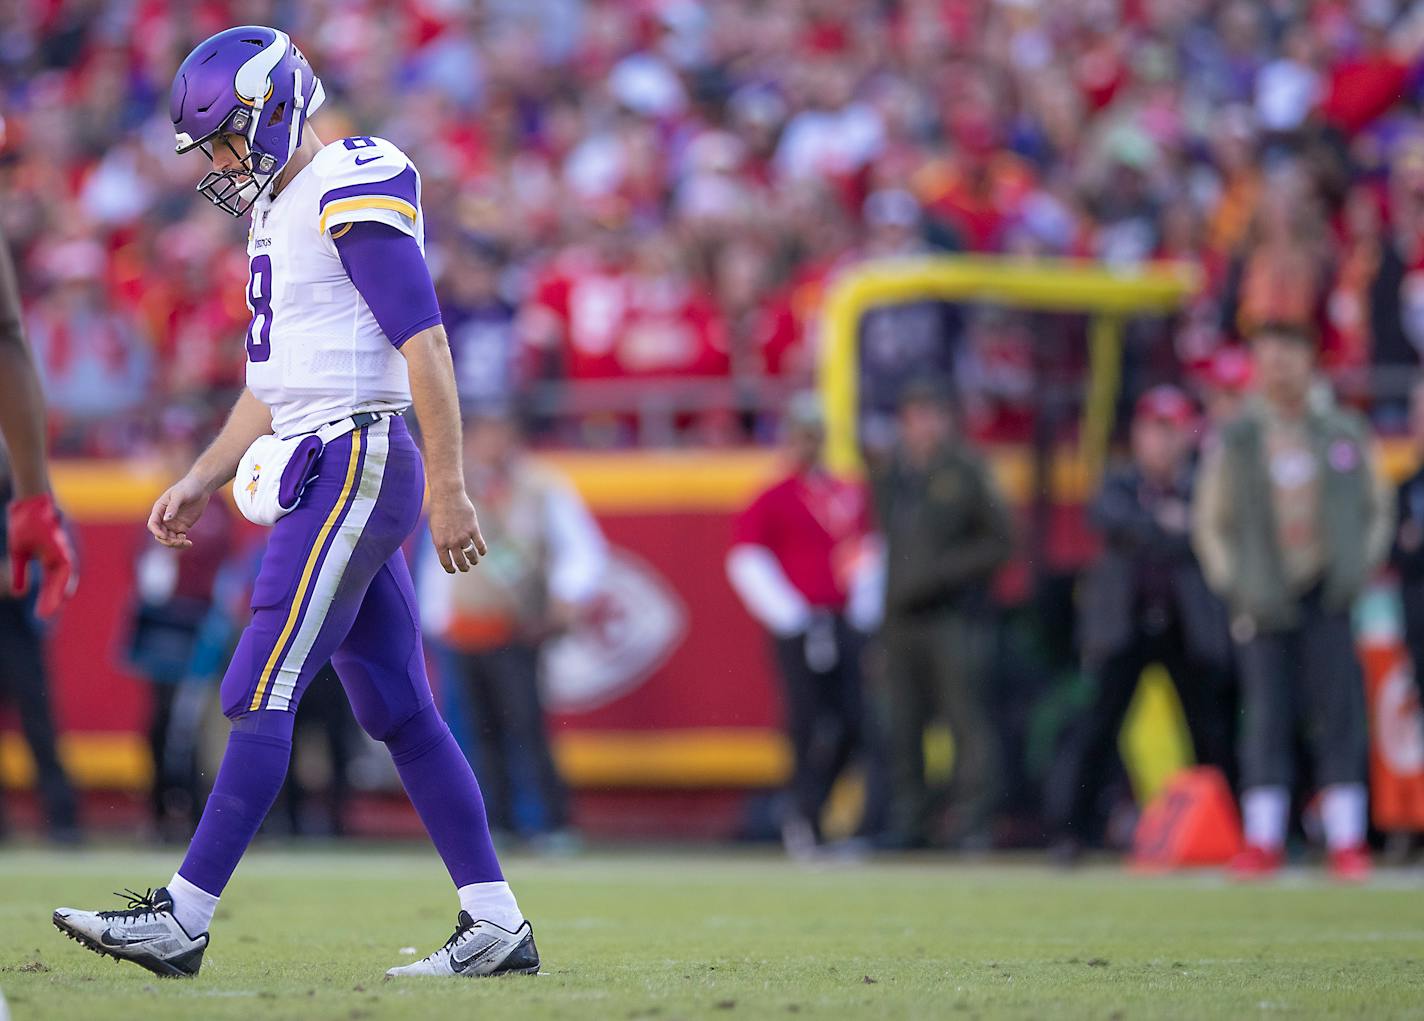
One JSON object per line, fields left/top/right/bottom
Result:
{"left": 8, "top": 472, "right": 53, "bottom": 502}
{"left": 185, "top": 465, "right": 225, "bottom": 496}
{"left": 428, "top": 476, "right": 468, "bottom": 501}
{"left": 8, "top": 492, "right": 57, "bottom": 514}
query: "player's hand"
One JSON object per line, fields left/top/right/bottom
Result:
{"left": 148, "top": 474, "right": 212, "bottom": 549}
{"left": 7, "top": 493, "right": 78, "bottom": 617}
{"left": 428, "top": 488, "right": 487, "bottom": 573}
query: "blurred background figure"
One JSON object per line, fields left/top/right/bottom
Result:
{"left": 1046, "top": 386, "right": 1234, "bottom": 863}
{"left": 276, "top": 664, "right": 358, "bottom": 838}
{"left": 1386, "top": 376, "right": 1424, "bottom": 861}
{"left": 0, "top": 219, "right": 77, "bottom": 621}
{"left": 0, "top": 197, "right": 78, "bottom": 844}
{"left": 872, "top": 380, "right": 1013, "bottom": 850}
{"left": 727, "top": 393, "right": 880, "bottom": 856}
{"left": 1194, "top": 322, "right": 1392, "bottom": 881}
{"left": 420, "top": 407, "right": 607, "bottom": 847}
{"left": 0, "top": 453, "right": 79, "bottom": 844}
{"left": 24, "top": 238, "right": 152, "bottom": 457}
{"left": 439, "top": 234, "right": 522, "bottom": 414}
{"left": 123, "top": 408, "right": 238, "bottom": 841}
{"left": 1392, "top": 378, "right": 1424, "bottom": 716}
{"left": 1196, "top": 346, "right": 1254, "bottom": 439}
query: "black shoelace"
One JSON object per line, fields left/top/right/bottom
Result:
{"left": 429, "top": 917, "right": 476, "bottom": 961}
{"left": 98, "top": 888, "right": 164, "bottom": 924}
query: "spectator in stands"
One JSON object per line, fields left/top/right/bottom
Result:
{"left": 23, "top": 238, "right": 152, "bottom": 456}
{"left": 1372, "top": 139, "right": 1424, "bottom": 401}
{"left": 1193, "top": 322, "right": 1392, "bottom": 881}
{"left": 1196, "top": 346, "right": 1253, "bottom": 439}
{"left": 1221, "top": 164, "right": 1333, "bottom": 345}
{"left": 1327, "top": 184, "right": 1390, "bottom": 380}
{"left": 439, "top": 234, "right": 521, "bottom": 411}
{"left": 0, "top": 456, "right": 79, "bottom": 843}
{"left": 872, "top": 379, "right": 1013, "bottom": 850}
{"left": 856, "top": 189, "right": 963, "bottom": 453}
{"left": 1046, "top": 386, "right": 1234, "bottom": 862}
{"left": 419, "top": 406, "right": 606, "bottom": 846}
{"left": 726, "top": 393, "right": 879, "bottom": 855}
{"left": 4, "top": 2, "right": 1424, "bottom": 448}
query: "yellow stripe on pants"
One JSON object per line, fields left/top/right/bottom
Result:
{"left": 247, "top": 429, "right": 365, "bottom": 712}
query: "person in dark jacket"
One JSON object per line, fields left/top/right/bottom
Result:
{"left": 1391, "top": 376, "right": 1424, "bottom": 710}
{"left": 1047, "top": 386, "right": 1235, "bottom": 860}
{"left": 1385, "top": 376, "right": 1424, "bottom": 860}
{"left": 872, "top": 379, "right": 1013, "bottom": 849}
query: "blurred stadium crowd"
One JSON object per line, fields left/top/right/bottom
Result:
{"left": 4, "top": 0, "right": 1424, "bottom": 452}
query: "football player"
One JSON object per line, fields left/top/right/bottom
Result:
{"left": 0, "top": 219, "right": 76, "bottom": 617}
{"left": 52, "top": 27, "right": 538, "bottom": 979}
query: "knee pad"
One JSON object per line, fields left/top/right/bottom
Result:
{"left": 382, "top": 701, "right": 449, "bottom": 765}
{"left": 229, "top": 708, "right": 296, "bottom": 744}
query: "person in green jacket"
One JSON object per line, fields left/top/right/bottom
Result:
{"left": 1192, "top": 321, "right": 1392, "bottom": 881}
{"left": 871, "top": 380, "right": 1014, "bottom": 850}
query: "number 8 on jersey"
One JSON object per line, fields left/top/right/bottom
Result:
{"left": 246, "top": 253, "right": 273, "bottom": 363}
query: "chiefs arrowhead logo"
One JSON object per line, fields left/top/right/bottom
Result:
{"left": 542, "top": 549, "right": 686, "bottom": 714}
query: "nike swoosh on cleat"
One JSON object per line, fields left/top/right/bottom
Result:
{"left": 99, "top": 931, "right": 161, "bottom": 948}
{"left": 450, "top": 940, "right": 507, "bottom": 973}
{"left": 354, "top": 155, "right": 382, "bottom": 165}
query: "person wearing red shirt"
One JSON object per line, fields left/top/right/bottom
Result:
{"left": 522, "top": 216, "right": 729, "bottom": 384}
{"left": 727, "top": 394, "right": 880, "bottom": 856}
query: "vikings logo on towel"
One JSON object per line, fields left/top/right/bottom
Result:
{"left": 221, "top": 416, "right": 409, "bottom": 717}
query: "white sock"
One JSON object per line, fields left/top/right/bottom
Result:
{"left": 167, "top": 872, "right": 220, "bottom": 936}
{"left": 1320, "top": 783, "right": 1367, "bottom": 851}
{"left": 1242, "top": 785, "right": 1289, "bottom": 851}
{"left": 457, "top": 881, "right": 522, "bottom": 931}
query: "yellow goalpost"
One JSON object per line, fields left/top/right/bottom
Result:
{"left": 816, "top": 254, "right": 1203, "bottom": 802}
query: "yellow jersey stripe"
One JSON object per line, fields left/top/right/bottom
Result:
{"left": 319, "top": 197, "right": 418, "bottom": 236}
{"left": 248, "top": 430, "right": 365, "bottom": 712}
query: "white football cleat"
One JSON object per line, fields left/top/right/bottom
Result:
{"left": 386, "top": 911, "right": 540, "bottom": 977}
{"left": 53, "top": 887, "right": 208, "bottom": 978}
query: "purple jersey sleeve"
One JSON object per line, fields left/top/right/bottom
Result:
{"left": 332, "top": 220, "right": 442, "bottom": 348}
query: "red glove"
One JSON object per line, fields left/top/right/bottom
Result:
{"left": 8, "top": 493, "right": 77, "bottom": 617}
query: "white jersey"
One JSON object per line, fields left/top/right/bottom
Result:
{"left": 245, "top": 135, "right": 426, "bottom": 437}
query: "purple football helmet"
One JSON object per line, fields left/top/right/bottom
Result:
{"left": 170, "top": 26, "right": 326, "bottom": 216}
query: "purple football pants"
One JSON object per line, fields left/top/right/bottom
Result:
{"left": 178, "top": 415, "right": 504, "bottom": 896}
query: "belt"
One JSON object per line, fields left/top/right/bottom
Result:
{"left": 314, "top": 408, "right": 404, "bottom": 444}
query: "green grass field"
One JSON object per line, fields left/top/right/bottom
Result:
{"left": 1, "top": 846, "right": 1421, "bottom": 1020}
